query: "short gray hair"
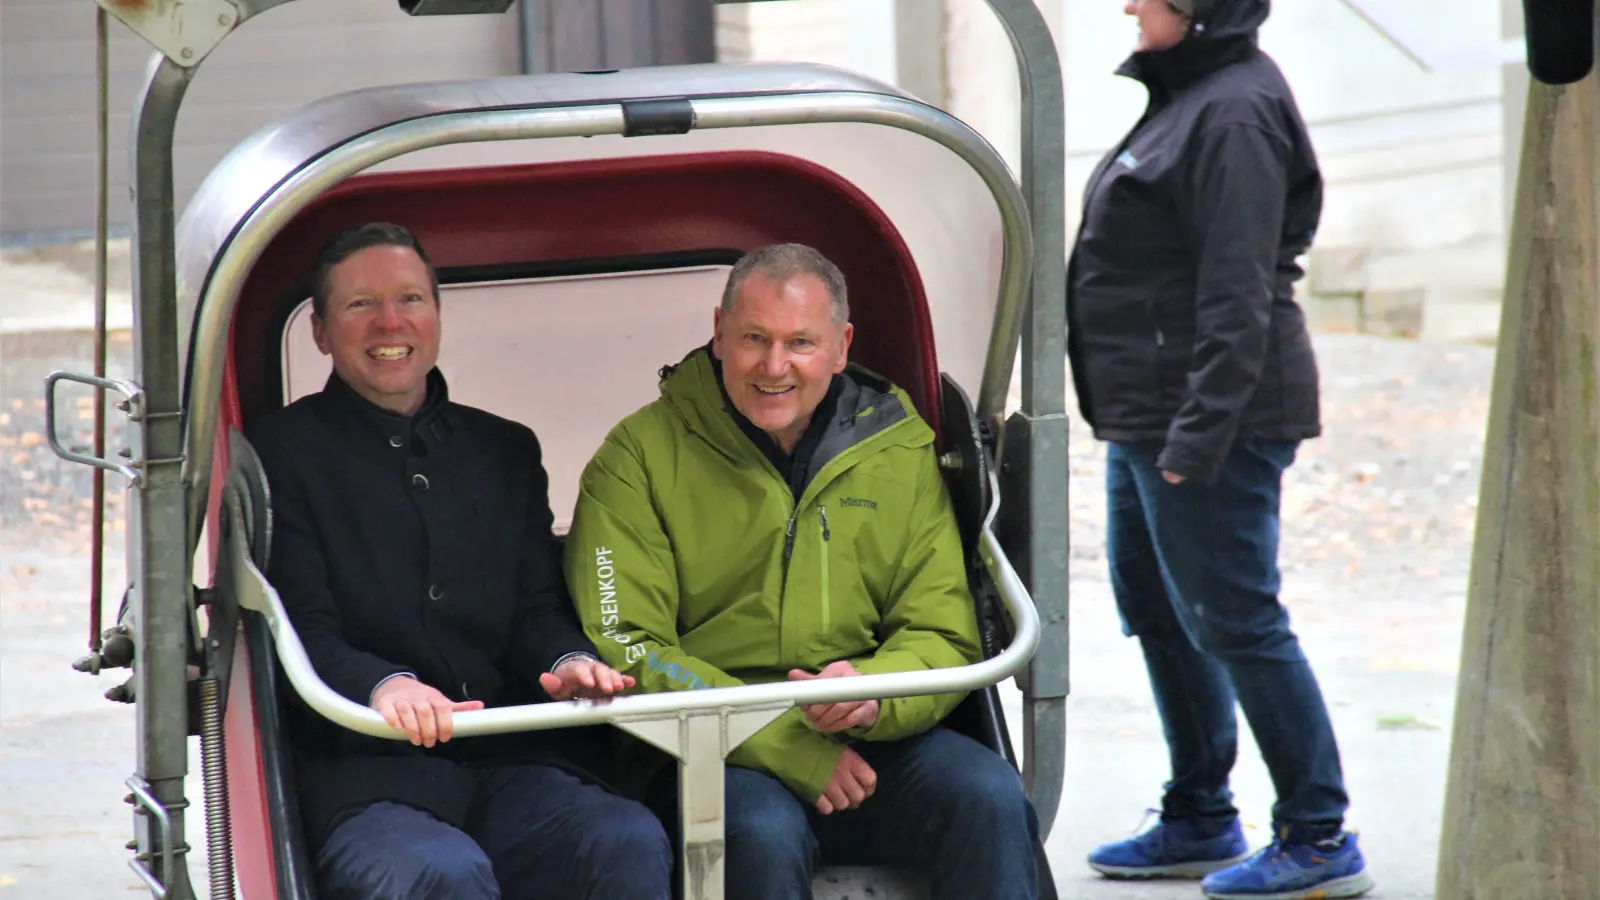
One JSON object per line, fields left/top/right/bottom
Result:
{"left": 720, "top": 243, "right": 849, "bottom": 327}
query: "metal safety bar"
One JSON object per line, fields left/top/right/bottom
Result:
{"left": 229, "top": 510, "right": 1040, "bottom": 741}
{"left": 180, "top": 92, "right": 1032, "bottom": 550}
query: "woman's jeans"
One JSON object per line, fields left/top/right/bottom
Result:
{"left": 1105, "top": 440, "right": 1349, "bottom": 844}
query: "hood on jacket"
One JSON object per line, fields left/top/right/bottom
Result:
{"left": 1120, "top": 0, "right": 1270, "bottom": 90}
{"left": 1189, "top": 0, "right": 1269, "bottom": 41}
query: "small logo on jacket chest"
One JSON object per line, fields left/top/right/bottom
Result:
{"left": 839, "top": 497, "right": 877, "bottom": 510}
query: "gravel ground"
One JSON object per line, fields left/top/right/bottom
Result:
{"left": 2, "top": 328, "right": 1494, "bottom": 898}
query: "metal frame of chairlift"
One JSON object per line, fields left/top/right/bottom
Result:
{"left": 49, "top": 2, "right": 1069, "bottom": 898}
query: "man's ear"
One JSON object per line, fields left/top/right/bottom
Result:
{"left": 711, "top": 306, "right": 724, "bottom": 358}
{"left": 310, "top": 313, "right": 331, "bottom": 356}
{"left": 834, "top": 322, "right": 854, "bottom": 373}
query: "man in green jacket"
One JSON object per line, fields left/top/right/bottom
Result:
{"left": 564, "top": 243, "right": 1040, "bottom": 899}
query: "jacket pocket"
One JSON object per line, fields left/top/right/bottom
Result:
{"left": 1148, "top": 299, "right": 1179, "bottom": 403}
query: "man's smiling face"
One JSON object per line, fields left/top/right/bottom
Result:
{"left": 312, "top": 243, "right": 441, "bottom": 416}
{"left": 712, "top": 269, "right": 852, "bottom": 453}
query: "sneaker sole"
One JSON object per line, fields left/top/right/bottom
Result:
{"left": 1089, "top": 853, "right": 1252, "bottom": 880}
{"left": 1203, "top": 869, "right": 1376, "bottom": 900}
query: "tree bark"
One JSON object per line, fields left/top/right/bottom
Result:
{"left": 1434, "top": 49, "right": 1600, "bottom": 900}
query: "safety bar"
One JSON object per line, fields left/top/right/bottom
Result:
{"left": 228, "top": 506, "right": 1040, "bottom": 741}
{"left": 182, "top": 92, "right": 1032, "bottom": 556}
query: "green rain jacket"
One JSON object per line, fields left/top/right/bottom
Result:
{"left": 564, "top": 346, "right": 982, "bottom": 803}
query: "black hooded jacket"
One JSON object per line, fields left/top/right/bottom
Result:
{"left": 1066, "top": 0, "right": 1322, "bottom": 483}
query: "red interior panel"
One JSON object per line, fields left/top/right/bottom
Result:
{"left": 223, "top": 150, "right": 941, "bottom": 435}
{"left": 225, "top": 635, "right": 277, "bottom": 899}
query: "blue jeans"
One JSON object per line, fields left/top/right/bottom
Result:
{"left": 1105, "top": 440, "right": 1348, "bottom": 844}
{"left": 315, "top": 764, "right": 672, "bottom": 900}
{"left": 649, "top": 726, "right": 1040, "bottom": 899}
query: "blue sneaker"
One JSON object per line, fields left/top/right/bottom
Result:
{"left": 1201, "top": 831, "right": 1375, "bottom": 899}
{"left": 1087, "top": 813, "right": 1251, "bottom": 879}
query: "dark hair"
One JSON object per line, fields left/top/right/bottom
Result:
{"left": 309, "top": 222, "right": 439, "bottom": 317}
{"left": 720, "top": 243, "right": 849, "bottom": 327}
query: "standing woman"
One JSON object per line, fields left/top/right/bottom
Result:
{"left": 1068, "top": 2, "right": 1375, "bottom": 899}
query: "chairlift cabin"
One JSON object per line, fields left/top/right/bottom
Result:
{"left": 48, "top": 3, "right": 1069, "bottom": 899}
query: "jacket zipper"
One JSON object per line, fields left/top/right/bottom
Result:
{"left": 762, "top": 415, "right": 911, "bottom": 655}
{"left": 781, "top": 506, "right": 799, "bottom": 580}
{"left": 818, "top": 506, "right": 831, "bottom": 634}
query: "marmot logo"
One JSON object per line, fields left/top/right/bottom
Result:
{"left": 840, "top": 497, "right": 877, "bottom": 510}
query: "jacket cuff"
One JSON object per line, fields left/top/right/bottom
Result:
{"left": 367, "top": 671, "right": 417, "bottom": 706}
{"left": 549, "top": 651, "right": 597, "bottom": 673}
{"left": 729, "top": 709, "right": 846, "bottom": 802}
{"left": 1156, "top": 444, "right": 1223, "bottom": 485}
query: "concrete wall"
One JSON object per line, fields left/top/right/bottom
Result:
{"left": 721, "top": 0, "right": 1514, "bottom": 345}
{"left": 1259, "top": 1, "right": 1507, "bottom": 344}
{"left": 0, "top": 0, "right": 523, "bottom": 242}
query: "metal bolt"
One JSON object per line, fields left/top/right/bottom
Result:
{"left": 116, "top": 400, "right": 130, "bottom": 412}
{"left": 181, "top": 47, "right": 193, "bottom": 59}
{"left": 117, "top": 446, "right": 132, "bottom": 458}
{"left": 938, "top": 451, "right": 964, "bottom": 471}
{"left": 218, "top": 13, "right": 232, "bottom": 25}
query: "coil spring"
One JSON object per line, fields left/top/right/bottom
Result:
{"left": 200, "top": 677, "right": 236, "bottom": 900}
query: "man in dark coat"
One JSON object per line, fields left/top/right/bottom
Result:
{"left": 1067, "top": 3, "right": 1374, "bottom": 899}
{"left": 247, "top": 222, "right": 671, "bottom": 900}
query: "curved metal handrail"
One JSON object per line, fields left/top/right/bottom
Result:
{"left": 227, "top": 498, "right": 1039, "bottom": 741}
{"left": 180, "top": 92, "right": 1032, "bottom": 563}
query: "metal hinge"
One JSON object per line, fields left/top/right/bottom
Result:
{"left": 94, "top": 0, "right": 240, "bottom": 69}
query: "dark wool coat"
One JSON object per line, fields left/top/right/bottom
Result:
{"left": 247, "top": 369, "right": 601, "bottom": 847}
{"left": 1067, "top": 0, "right": 1323, "bottom": 484}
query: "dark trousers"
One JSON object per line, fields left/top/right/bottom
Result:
{"left": 316, "top": 763, "right": 672, "bottom": 900}
{"left": 649, "top": 726, "right": 1040, "bottom": 900}
{"left": 1105, "top": 440, "right": 1349, "bottom": 844}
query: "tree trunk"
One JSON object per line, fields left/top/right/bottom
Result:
{"left": 1434, "top": 51, "right": 1600, "bottom": 900}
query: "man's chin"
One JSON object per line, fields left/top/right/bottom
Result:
{"left": 746, "top": 411, "right": 797, "bottom": 435}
